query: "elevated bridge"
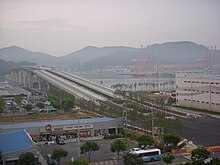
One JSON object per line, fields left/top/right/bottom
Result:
{"left": 28, "top": 67, "right": 118, "bottom": 101}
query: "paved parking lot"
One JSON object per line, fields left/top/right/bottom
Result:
{"left": 38, "top": 139, "right": 137, "bottom": 165}
{"left": 38, "top": 139, "right": 192, "bottom": 165}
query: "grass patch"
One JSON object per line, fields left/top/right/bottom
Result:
{"left": 174, "top": 105, "right": 220, "bottom": 116}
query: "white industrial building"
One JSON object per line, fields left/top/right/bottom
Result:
{"left": 176, "top": 71, "right": 220, "bottom": 112}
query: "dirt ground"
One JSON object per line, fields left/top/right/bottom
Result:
{"left": 0, "top": 110, "right": 98, "bottom": 124}
{"left": 147, "top": 93, "right": 170, "bottom": 99}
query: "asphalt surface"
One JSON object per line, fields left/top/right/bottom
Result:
{"left": 37, "top": 116, "right": 220, "bottom": 165}
{"left": 38, "top": 139, "right": 190, "bottom": 165}
{"left": 178, "top": 116, "right": 220, "bottom": 147}
{"left": 38, "top": 139, "right": 137, "bottom": 165}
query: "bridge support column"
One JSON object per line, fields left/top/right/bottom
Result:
{"left": 22, "top": 70, "right": 29, "bottom": 87}
{"left": 38, "top": 77, "right": 42, "bottom": 90}
{"left": 28, "top": 72, "right": 34, "bottom": 89}
{"left": 14, "top": 70, "right": 19, "bottom": 84}
{"left": 18, "top": 70, "right": 23, "bottom": 86}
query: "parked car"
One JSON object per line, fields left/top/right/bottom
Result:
{"left": 56, "top": 137, "right": 65, "bottom": 145}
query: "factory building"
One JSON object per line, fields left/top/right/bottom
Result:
{"left": 176, "top": 71, "right": 220, "bottom": 112}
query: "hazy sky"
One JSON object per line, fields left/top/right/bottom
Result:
{"left": 0, "top": 0, "right": 220, "bottom": 56}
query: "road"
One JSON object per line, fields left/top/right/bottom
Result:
{"left": 178, "top": 116, "right": 220, "bottom": 147}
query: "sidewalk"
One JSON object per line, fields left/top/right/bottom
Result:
{"left": 36, "top": 136, "right": 104, "bottom": 146}
{"left": 37, "top": 150, "right": 47, "bottom": 165}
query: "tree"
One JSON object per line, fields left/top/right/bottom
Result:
{"left": 51, "top": 100, "right": 60, "bottom": 109}
{"left": 111, "top": 139, "right": 128, "bottom": 160}
{"left": 207, "top": 158, "right": 220, "bottom": 165}
{"left": 0, "top": 107, "right": 3, "bottom": 113}
{"left": 192, "top": 159, "right": 206, "bottom": 165}
{"left": 162, "top": 152, "right": 175, "bottom": 164}
{"left": 137, "top": 135, "right": 154, "bottom": 149}
{"left": 19, "top": 152, "right": 36, "bottom": 165}
{"left": 9, "top": 106, "right": 17, "bottom": 111}
{"left": 23, "top": 104, "right": 33, "bottom": 111}
{"left": 163, "top": 132, "right": 181, "bottom": 147}
{"left": 52, "top": 148, "right": 68, "bottom": 164}
{"left": 15, "top": 95, "right": 23, "bottom": 105}
{"left": 80, "top": 141, "right": 100, "bottom": 163}
{"left": 123, "top": 153, "right": 144, "bottom": 165}
{"left": 0, "top": 98, "right": 5, "bottom": 108}
{"left": 0, "top": 151, "right": 3, "bottom": 165}
{"left": 62, "top": 98, "right": 74, "bottom": 111}
{"left": 72, "top": 156, "right": 89, "bottom": 165}
{"left": 36, "top": 102, "right": 44, "bottom": 109}
{"left": 191, "top": 148, "right": 210, "bottom": 162}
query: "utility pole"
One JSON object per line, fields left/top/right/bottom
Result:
{"left": 123, "top": 101, "right": 128, "bottom": 137}
{"left": 77, "top": 110, "right": 80, "bottom": 159}
{"left": 151, "top": 109, "right": 154, "bottom": 141}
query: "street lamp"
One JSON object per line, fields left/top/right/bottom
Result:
{"left": 123, "top": 101, "right": 128, "bottom": 138}
{"left": 151, "top": 109, "right": 154, "bottom": 140}
{"left": 77, "top": 109, "right": 80, "bottom": 159}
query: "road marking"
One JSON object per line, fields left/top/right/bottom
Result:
{"left": 90, "top": 160, "right": 118, "bottom": 165}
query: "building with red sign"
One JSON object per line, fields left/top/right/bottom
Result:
{"left": 0, "top": 117, "right": 123, "bottom": 142}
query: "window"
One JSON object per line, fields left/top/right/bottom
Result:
{"left": 202, "top": 101, "right": 205, "bottom": 103}
{"left": 197, "top": 90, "right": 199, "bottom": 92}
{"left": 196, "top": 82, "right": 199, "bottom": 83}
{"left": 216, "top": 92, "right": 219, "bottom": 94}
{"left": 202, "top": 91, "right": 205, "bottom": 93}
{"left": 201, "top": 82, "right": 204, "bottom": 84}
{"left": 192, "top": 81, "right": 195, "bottom": 83}
{"left": 184, "top": 89, "right": 187, "bottom": 91}
{"left": 216, "top": 103, "right": 219, "bottom": 105}
{"left": 140, "top": 151, "right": 159, "bottom": 157}
{"left": 184, "top": 81, "right": 187, "bottom": 83}
{"left": 188, "top": 81, "right": 191, "bottom": 83}
{"left": 216, "top": 83, "right": 219, "bottom": 85}
{"left": 206, "top": 102, "right": 209, "bottom": 104}
{"left": 197, "top": 101, "right": 200, "bottom": 102}
{"left": 205, "top": 82, "right": 209, "bottom": 84}
{"left": 193, "top": 100, "right": 195, "bottom": 102}
{"left": 206, "top": 91, "right": 209, "bottom": 93}
{"left": 211, "top": 82, "right": 214, "bottom": 84}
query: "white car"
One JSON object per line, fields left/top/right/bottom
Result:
{"left": 130, "top": 148, "right": 141, "bottom": 152}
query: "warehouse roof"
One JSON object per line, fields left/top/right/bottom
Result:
{"left": 0, "top": 130, "right": 34, "bottom": 154}
{"left": 0, "top": 117, "right": 114, "bottom": 129}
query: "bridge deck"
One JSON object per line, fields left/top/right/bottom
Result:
{"left": 33, "top": 70, "right": 109, "bottom": 101}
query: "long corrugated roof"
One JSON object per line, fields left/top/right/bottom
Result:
{"left": 0, "top": 130, "right": 34, "bottom": 154}
{"left": 0, "top": 117, "right": 114, "bottom": 129}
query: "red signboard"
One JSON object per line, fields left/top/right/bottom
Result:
{"left": 45, "top": 124, "right": 52, "bottom": 132}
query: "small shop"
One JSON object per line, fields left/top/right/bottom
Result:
{"left": 1, "top": 117, "right": 123, "bottom": 142}
{"left": 94, "top": 129, "right": 107, "bottom": 137}
{"left": 108, "top": 127, "right": 117, "bottom": 134}
{"left": 39, "top": 123, "right": 93, "bottom": 141}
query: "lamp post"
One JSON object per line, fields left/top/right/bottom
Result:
{"left": 123, "top": 101, "right": 128, "bottom": 139}
{"left": 77, "top": 110, "right": 80, "bottom": 159}
{"left": 151, "top": 109, "right": 154, "bottom": 140}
